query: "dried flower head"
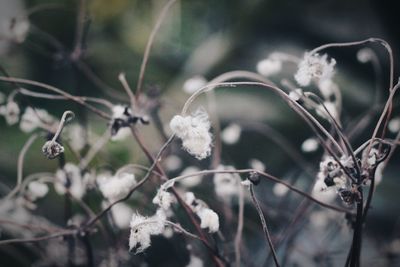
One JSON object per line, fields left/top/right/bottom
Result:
{"left": 170, "top": 108, "right": 212, "bottom": 160}
{"left": 42, "top": 140, "right": 65, "bottom": 159}
{"left": 129, "top": 209, "right": 166, "bottom": 253}
{"left": 294, "top": 52, "right": 336, "bottom": 87}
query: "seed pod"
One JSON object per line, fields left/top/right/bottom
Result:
{"left": 42, "top": 140, "right": 64, "bottom": 159}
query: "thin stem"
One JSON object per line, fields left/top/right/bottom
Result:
{"left": 2, "top": 134, "right": 39, "bottom": 200}
{"left": 234, "top": 182, "right": 245, "bottom": 267}
{"left": 162, "top": 169, "right": 351, "bottom": 213}
{"left": 249, "top": 184, "right": 280, "bottom": 267}
{"left": 118, "top": 73, "right": 136, "bottom": 107}
{"left": 0, "top": 76, "right": 111, "bottom": 120}
{"left": 0, "top": 230, "right": 76, "bottom": 246}
{"left": 135, "top": 0, "right": 177, "bottom": 101}
{"left": 50, "top": 111, "right": 75, "bottom": 144}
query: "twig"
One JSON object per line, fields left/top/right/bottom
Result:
{"left": 249, "top": 183, "right": 280, "bottom": 267}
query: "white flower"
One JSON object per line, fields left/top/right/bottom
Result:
{"left": 357, "top": 48, "right": 373, "bottom": 63}
{"left": 186, "top": 255, "right": 204, "bottom": 267}
{"left": 197, "top": 208, "right": 219, "bottom": 233}
{"left": 294, "top": 52, "right": 336, "bottom": 87}
{"left": 388, "top": 117, "right": 400, "bottom": 133}
{"left": 111, "top": 105, "right": 132, "bottom": 141}
{"left": 256, "top": 58, "right": 282, "bottom": 76}
{"left": 273, "top": 183, "right": 289, "bottom": 197}
{"left": 152, "top": 190, "right": 176, "bottom": 210}
{"left": 55, "top": 163, "right": 86, "bottom": 199}
{"left": 179, "top": 166, "right": 202, "bottom": 187}
{"left": 213, "top": 165, "right": 240, "bottom": 201}
{"left": 311, "top": 179, "right": 336, "bottom": 203}
{"left": 249, "top": 159, "right": 266, "bottom": 172}
{"left": 27, "top": 181, "right": 49, "bottom": 201}
{"left": 0, "top": 101, "right": 20, "bottom": 125}
{"left": 301, "top": 138, "right": 319, "bottom": 153}
{"left": 65, "top": 124, "right": 86, "bottom": 151}
{"left": 183, "top": 76, "right": 207, "bottom": 94}
{"left": 20, "top": 107, "right": 54, "bottom": 133}
{"left": 98, "top": 172, "right": 136, "bottom": 201}
{"left": 288, "top": 88, "right": 303, "bottom": 102}
{"left": 170, "top": 108, "right": 212, "bottom": 160}
{"left": 163, "top": 155, "right": 182, "bottom": 171}
{"left": 129, "top": 209, "right": 166, "bottom": 253}
{"left": 221, "top": 123, "right": 241, "bottom": 144}
{"left": 109, "top": 202, "right": 133, "bottom": 229}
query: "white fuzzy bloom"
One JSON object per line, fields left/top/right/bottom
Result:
{"left": 0, "top": 101, "right": 20, "bottom": 125}
{"left": 170, "top": 108, "right": 212, "bottom": 160}
{"left": 294, "top": 52, "right": 336, "bottom": 87}
{"left": 163, "top": 155, "right": 182, "bottom": 171}
{"left": 129, "top": 209, "right": 166, "bottom": 253}
{"left": 301, "top": 138, "right": 319, "bottom": 153}
{"left": 357, "top": 48, "right": 374, "bottom": 63}
{"left": 98, "top": 173, "right": 136, "bottom": 201}
{"left": 221, "top": 123, "right": 241, "bottom": 144}
{"left": 273, "top": 183, "right": 289, "bottom": 197}
{"left": 249, "top": 159, "right": 266, "bottom": 172}
{"left": 316, "top": 101, "right": 338, "bottom": 120}
{"left": 197, "top": 208, "right": 219, "bottom": 233}
{"left": 153, "top": 190, "right": 176, "bottom": 210}
{"left": 240, "top": 179, "right": 252, "bottom": 187}
{"left": 27, "top": 181, "right": 49, "bottom": 200}
{"left": 179, "top": 166, "right": 202, "bottom": 187}
{"left": 20, "top": 107, "right": 54, "bottom": 133}
{"left": 186, "top": 255, "right": 204, "bottom": 267}
{"left": 288, "top": 88, "right": 303, "bottom": 102}
{"left": 65, "top": 124, "right": 86, "bottom": 151}
{"left": 256, "top": 58, "right": 282, "bottom": 76}
{"left": 183, "top": 76, "right": 207, "bottom": 94}
{"left": 55, "top": 163, "right": 86, "bottom": 199}
{"left": 109, "top": 202, "right": 133, "bottom": 229}
{"left": 214, "top": 165, "right": 240, "bottom": 201}
{"left": 388, "top": 117, "right": 400, "bottom": 133}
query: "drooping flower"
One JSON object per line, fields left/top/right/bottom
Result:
{"left": 294, "top": 52, "right": 336, "bottom": 87}
{"left": 170, "top": 108, "right": 212, "bottom": 160}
